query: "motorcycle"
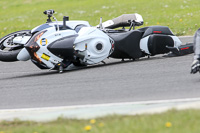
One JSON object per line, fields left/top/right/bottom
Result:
{"left": 0, "top": 10, "right": 194, "bottom": 73}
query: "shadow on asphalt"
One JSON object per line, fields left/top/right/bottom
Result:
{"left": 0, "top": 55, "right": 187, "bottom": 80}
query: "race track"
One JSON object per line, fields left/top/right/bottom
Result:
{"left": 0, "top": 37, "right": 200, "bottom": 109}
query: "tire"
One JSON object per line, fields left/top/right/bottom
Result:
{"left": 0, "top": 30, "right": 31, "bottom": 62}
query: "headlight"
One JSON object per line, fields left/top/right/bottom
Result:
{"left": 25, "top": 30, "right": 47, "bottom": 63}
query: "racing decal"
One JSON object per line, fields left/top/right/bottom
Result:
{"left": 85, "top": 43, "right": 87, "bottom": 50}
{"left": 41, "top": 53, "right": 50, "bottom": 61}
{"left": 40, "top": 38, "right": 48, "bottom": 46}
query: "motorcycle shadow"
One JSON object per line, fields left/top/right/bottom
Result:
{"left": 0, "top": 55, "right": 183, "bottom": 80}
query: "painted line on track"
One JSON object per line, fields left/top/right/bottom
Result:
{"left": 1, "top": 97, "right": 200, "bottom": 111}
{"left": 1, "top": 97, "right": 200, "bottom": 121}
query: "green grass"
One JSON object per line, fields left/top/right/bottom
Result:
{"left": 0, "top": 1, "right": 200, "bottom": 132}
{"left": 0, "top": 109, "right": 200, "bottom": 133}
{"left": 0, "top": 0, "right": 200, "bottom": 38}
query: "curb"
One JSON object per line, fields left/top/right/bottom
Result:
{"left": 0, "top": 98, "right": 200, "bottom": 122}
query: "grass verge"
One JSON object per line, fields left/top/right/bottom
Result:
{"left": 0, "top": 0, "right": 200, "bottom": 38}
{"left": 0, "top": 109, "right": 200, "bottom": 133}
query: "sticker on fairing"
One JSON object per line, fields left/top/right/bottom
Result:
{"left": 40, "top": 38, "right": 48, "bottom": 46}
{"left": 41, "top": 53, "right": 50, "bottom": 61}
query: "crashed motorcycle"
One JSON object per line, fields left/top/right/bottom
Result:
{"left": 0, "top": 10, "right": 193, "bottom": 73}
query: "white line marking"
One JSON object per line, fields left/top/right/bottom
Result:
{"left": 1, "top": 97, "right": 200, "bottom": 112}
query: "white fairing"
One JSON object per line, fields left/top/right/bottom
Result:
{"left": 134, "top": 13, "right": 143, "bottom": 23}
{"left": 48, "top": 21, "right": 90, "bottom": 29}
{"left": 28, "top": 20, "right": 91, "bottom": 69}
{"left": 63, "top": 21, "right": 90, "bottom": 29}
{"left": 171, "top": 36, "right": 182, "bottom": 47}
{"left": 17, "top": 48, "right": 30, "bottom": 61}
{"left": 35, "top": 27, "right": 77, "bottom": 68}
{"left": 74, "top": 27, "right": 112, "bottom": 65}
{"left": 31, "top": 21, "right": 90, "bottom": 33}
{"left": 13, "top": 36, "right": 31, "bottom": 45}
{"left": 140, "top": 36, "right": 150, "bottom": 54}
{"left": 101, "top": 20, "right": 114, "bottom": 28}
{"left": 140, "top": 35, "right": 182, "bottom": 55}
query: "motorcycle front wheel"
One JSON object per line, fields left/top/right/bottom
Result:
{"left": 0, "top": 30, "right": 31, "bottom": 62}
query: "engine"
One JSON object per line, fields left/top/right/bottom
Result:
{"left": 74, "top": 27, "right": 112, "bottom": 65}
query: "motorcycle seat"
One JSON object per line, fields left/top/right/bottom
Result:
{"left": 107, "top": 30, "right": 143, "bottom": 59}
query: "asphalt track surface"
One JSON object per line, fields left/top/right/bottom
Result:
{"left": 0, "top": 37, "right": 200, "bottom": 109}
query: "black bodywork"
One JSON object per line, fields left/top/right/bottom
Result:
{"left": 148, "top": 34, "right": 174, "bottom": 56}
{"left": 47, "top": 35, "right": 77, "bottom": 60}
{"left": 107, "top": 26, "right": 181, "bottom": 59}
{"left": 108, "top": 30, "right": 143, "bottom": 59}
{"left": 46, "top": 25, "right": 193, "bottom": 62}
